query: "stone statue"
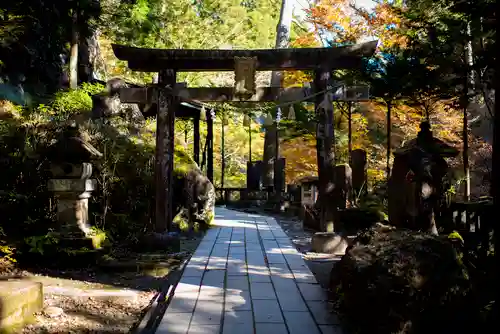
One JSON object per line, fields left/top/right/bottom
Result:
{"left": 388, "top": 121, "right": 458, "bottom": 234}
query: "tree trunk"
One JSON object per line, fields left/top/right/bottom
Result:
{"left": 221, "top": 120, "right": 225, "bottom": 188}
{"left": 463, "top": 21, "right": 473, "bottom": 201}
{"left": 492, "top": 52, "right": 500, "bottom": 314}
{"left": 462, "top": 103, "right": 470, "bottom": 201}
{"left": 386, "top": 101, "right": 392, "bottom": 179}
{"left": 262, "top": 0, "right": 293, "bottom": 187}
{"left": 78, "top": 30, "right": 99, "bottom": 83}
{"left": 193, "top": 115, "right": 200, "bottom": 166}
{"left": 348, "top": 101, "right": 353, "bottom": 164}
{"left": 315, "top": 70, "right": 336, "bottom": 232}
{"left": 207, "top": 112, "right": 214, "bottom": 184}
{"left": 69, "top": 9, "right": 79, "bottom": 89}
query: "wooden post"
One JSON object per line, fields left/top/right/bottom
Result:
{"left": 386, "top": 100, "right": 392, "bottom": 180}
{"left": 193, "top": 114, "right": 200, "bottom": 166}
{"left": 248, "top": 122, "right": 252, "bottom": 162}
{"left": 273, "top": 119, "right": 281, "bottom": 206}
{"left": 207, "top": 110, "right": 214, "bottom": 184}
{"left": 314, "top": 70, "right": 336, "bottom": 232}
{"left": 221, "top": 117, "right": 226, "bottom": 188}
{"left": 155, "top": 69, "right": 177, "bottom": 233}
{"left": 492, "top": 65, "right": 499, "bottom": 302}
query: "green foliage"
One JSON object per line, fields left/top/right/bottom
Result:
{"left": 0, "top": 81, "right": 208, "bottom": 264}
{"left": 51, "top": 90, "right": 93, "bottom": 114}
{"left": 0, "top": 1, "right": 101, "bottom": 92}
{"left": 24, "top": 233, "right": 59, "bottom": 256}
{"left": 448, "top": 230, "right": 465, "bottom": 244}
{"left": 31, "top": 83, "right": 105, "bottom": 116}
{"left": 100, "top": 0, "right": 280, "bottom": 84}
{"left": 89, "top": 227, "right": 108, "bottom": 249}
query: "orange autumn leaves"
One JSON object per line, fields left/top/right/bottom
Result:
{"left": 281, "top": 135, "right": 318, "bottom": 184}
{"left": 307, "top": 0, "right": 370, "bottom": 44}
{"left": 305, "top": 0, "right": 409, "bottom": 49}
{"left": 284, "top": 0, "right": 410, "bottom": 89}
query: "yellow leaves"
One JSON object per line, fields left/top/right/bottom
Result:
{"left": 305, "top": 0, "right": 409, "bottom": 50}
{"left": 283, "top": 71, "right": 313, "bottom": 88}
{"left": 306, "top": 0, "right": 372, "bottom": 44}
{"left": 281, "top": 136, "right": 318, "bottom": 184}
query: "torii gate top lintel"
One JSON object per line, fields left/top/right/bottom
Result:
{"left": 112, "top": 41, "right": 377, "bottom": 234}
{"left": 111, "top": 41, "right": 378, "bottom": 72}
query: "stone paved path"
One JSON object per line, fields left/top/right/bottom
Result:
{"left": 156, "top": 207, "right": 342, "bottom": 334}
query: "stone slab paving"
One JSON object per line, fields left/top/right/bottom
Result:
{"left": 156, "top": 207, "right": 342, "bottom": 334}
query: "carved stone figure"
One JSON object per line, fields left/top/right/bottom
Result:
{"left": 388, "top": 121, "right": 458, "bottom": 234}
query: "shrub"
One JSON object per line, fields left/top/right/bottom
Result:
{"left": 0, "top": 83, "right": 205, "bottom": 264}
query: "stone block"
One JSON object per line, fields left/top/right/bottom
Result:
{"left": 191, "top": 300, "right": 223, "bottom": 325}
{"left": 157, "top": 312, "right": 192, "bottom": 334}
{"left": 47, "top": 179, "right": 96, "bottom": 193}
{"left": 253, "top": 299, "right": 284, "bottom": 323}
{"left": 297, "top": 283, "right": 327, "bottom": 301}
{"left": 225, "top": 291, "right": 252, "bottom": 311}
{"left": 306, "top": 301, "right": 341, "bottom": 325}
{"left": 226, "top": 276, "right": 250, "bottom": 291}
{"left": 223, "top": 323, "right": 254, "bottom": 334}
{"left": 284, "top": 311, "right": 321, "bottom": 334}
{"left": 0, "top": 280, "right": 43, "bottom": 333}
{"left": 275, "top": 289, "right": 308, "bottom": 312}
{"left": 250, "top": 282, "right": 276, "bottom": 300}
{"left": 311, "top": 232, "right": 348, "bottom": 255}
{"left": 255, "top": 323, "right": 288, "bottom": 334}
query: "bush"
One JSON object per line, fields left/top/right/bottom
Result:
{"left": 0, "top": 83, "right": 206, "bottom": 265}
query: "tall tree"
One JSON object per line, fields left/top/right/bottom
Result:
{"left": 100, "top": 0, "right": 280, "bottom": 85}
{"left": 0, "top": 0, "right": 100, "bottom": 93}
{"left": 262, "top": 0, "right": 293, "bottom": 194}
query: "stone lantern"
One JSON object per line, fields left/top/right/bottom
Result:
{"left": 45, "top": 125, "right": 102, "bottom": 244}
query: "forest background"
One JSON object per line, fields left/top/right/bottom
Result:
{"left": 0, "top": 0, "right": 495, "bottom": 257}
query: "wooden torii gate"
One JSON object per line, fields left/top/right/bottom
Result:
{"left": 112, "top": 41, "right": 377, "bottom": 233}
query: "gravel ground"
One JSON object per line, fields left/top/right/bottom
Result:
{"left": 0, "top": 238, "right": 202, "bottom": 334}
{"left": 23, "top": 288, "right": 155, "bottom": 334}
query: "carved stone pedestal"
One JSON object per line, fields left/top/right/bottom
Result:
{"left": 48, "top": 179, "right": 96, "bottom": 241}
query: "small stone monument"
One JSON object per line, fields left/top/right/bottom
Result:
{"left": 350, "top": 149, "right": 367, "bottom": 202}
{"left": 46, "top": 125, "right": 102, "bottom": 246}
{"left": 334, "top": 164, "right": 353, "bottom": 209}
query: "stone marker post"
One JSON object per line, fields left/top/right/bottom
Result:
{"left": 334, "top": 164, "right": 353, "bottom": 210}
{"left": 350, "top": 149, "right": 367, "bottom": 204}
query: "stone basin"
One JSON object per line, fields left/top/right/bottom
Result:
{"left": 311, "top": 232, "right": 353, "bottom": 255}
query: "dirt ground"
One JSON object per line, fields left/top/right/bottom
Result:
{"left": 1, "top": 238, "right": 201, "bottom": 334}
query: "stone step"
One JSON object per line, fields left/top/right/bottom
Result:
{"left": 43, "top": 286, "right": 138, "bottom": 298}
{"left": 0, "top": 280, "right": 43, "bottom": 333}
